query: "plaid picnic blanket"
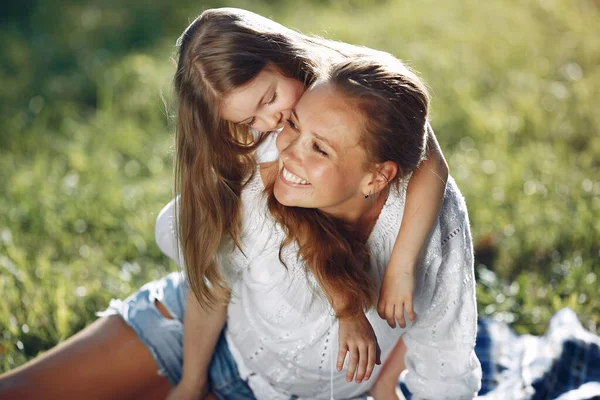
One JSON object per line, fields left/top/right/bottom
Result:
{"left": 398, "top": 308, "right": 600, "bottom": 400}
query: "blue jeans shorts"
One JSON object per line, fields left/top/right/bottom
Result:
{"left": 98, "top": 272, "right": 256, "bottom": 400}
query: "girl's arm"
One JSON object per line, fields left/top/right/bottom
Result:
{"left": 377, "top": 126, "right": 449, "bottom": 328}
{"left": 155, "top": 200, "right": 228, "bottom": 398}
{"left": 167, "top": 291, "right": 228, "bottom": 400}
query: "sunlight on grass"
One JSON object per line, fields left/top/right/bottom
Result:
{"left": 0, "top": 0, "right": 598, "bottom": 371}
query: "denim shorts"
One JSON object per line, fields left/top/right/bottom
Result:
{"left": 98, "top": 272, "right": 256, "bottom": 400}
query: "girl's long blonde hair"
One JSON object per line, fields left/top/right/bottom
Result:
{"left": 174, "top": 8, "right": 318, "bottom": 306}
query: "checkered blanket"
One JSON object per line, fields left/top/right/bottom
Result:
{"left": 398, "top": 308, "right": 600, "bottom": 400}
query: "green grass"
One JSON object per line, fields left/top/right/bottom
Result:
{"left": 1, "top": 0, "right": 598, "bottom": 371}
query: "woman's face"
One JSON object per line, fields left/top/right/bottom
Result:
{"left": 273, "top": 82, "right": 373, "bottom": 219}
{"left": 220, "top": 65, "right": 304, "bottom": 133}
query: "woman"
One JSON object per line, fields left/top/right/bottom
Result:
{"left": 0, "top": 10, "right": 467, "bottom": 400}
{"left": 168, "top": 9, "right": 450, "bottom": 392}
{"left": 135, "top": 55, "right": 482, "bottom": 400}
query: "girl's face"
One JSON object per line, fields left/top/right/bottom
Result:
{"left": 273, "top": 83, "right": 373, "bottom": 220}
{"left": 220, "top": 65, "right": 304, "bottom": 133}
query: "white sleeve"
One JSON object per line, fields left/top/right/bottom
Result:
{"left": 155, "top": 197, "right": 184, "bottom": 268}
{"left": 402, "top": 221, "right": 482, "bottom": 400}
{"left": 254, "top": 130, "right": 280, "bottom": 163}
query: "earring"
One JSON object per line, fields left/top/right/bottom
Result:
{"left": 364, "top": 190, "right": 371, "bottom": 199}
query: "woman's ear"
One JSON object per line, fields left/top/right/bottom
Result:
{"left": 362, "top": 161, "right": 398, "bottom": 196}
{"left": 372, "top": 161, "right": 398, "bottom": 193}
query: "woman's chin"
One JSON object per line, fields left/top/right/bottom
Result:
{"left": 273, "top": 182, "right": 302, "bottom": 207}
{"left": 273, "top": 186, "right": 293, "bottom": 206}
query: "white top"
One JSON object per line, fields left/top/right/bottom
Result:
{"left": 155, "top": 170, "right": 481, "bottom": 400}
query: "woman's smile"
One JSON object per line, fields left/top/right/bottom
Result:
{"left": 280, "top": 166, "right": 311, "bottom": 186}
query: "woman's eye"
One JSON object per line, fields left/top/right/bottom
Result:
{"left": 313, "top": 142, "right": 328, "bottom": 156}
{"left": 246, "top": 117, "right": 256, "bottom": 127}
{"left": 266, "top": 92, "right": 278, "bottom": 106}
{"left": 286, "top": 119, "right": 298, "bottom": 131}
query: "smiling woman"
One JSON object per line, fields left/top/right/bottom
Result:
{"left": 0, "top": 51, "right": 479, "bottom": 400}
{"left": 0, "top": 7, "right": 460, "bottom": 400}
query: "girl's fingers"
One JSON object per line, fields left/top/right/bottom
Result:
{"left": 395, "top": 303, "right": 406, "bottom": 329}
{"left": 364, "top": 342, "right": 376, "bottom": 381}
{"left": 375, "top": 341, "right": 382, "bottom": 365}
{"left": 385, "top": 304, "right": 396, "bottom": 328}
{"left": 354, "top": 344, "right": 369, "bottom": 383}
{"left": 377, "top": 299, "right": 387, "bottom": 319}
{"left": 346, "top": 346, "right": 359, "bottom": 382}
{"left": 336, "top": 348, "right": 347, "bottom": 372}
{"left": 406, "top": 298, "right": 416, "bottom": 322}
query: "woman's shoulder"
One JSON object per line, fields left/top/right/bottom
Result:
{"left": 438, "top": 176, "right": 470, "bottom": 231}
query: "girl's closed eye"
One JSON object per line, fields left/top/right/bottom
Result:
{"left": 313, "top": 142, "right": 328, "bottom": 156}
{"left": 266, "top": 91, "right": 278, "bottom": 105}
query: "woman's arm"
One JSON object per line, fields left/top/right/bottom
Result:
{"left": 378, "top": 126, "right": 449, "bottom": 328}
{"left": 401, "top": 218, "right": 481, "bottom": 400}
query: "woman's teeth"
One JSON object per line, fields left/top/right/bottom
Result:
{"left": 282, "top": 167, "right": 309, "bottom": 185}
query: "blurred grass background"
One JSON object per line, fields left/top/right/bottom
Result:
{"left": 0, "top": 0, "right": 598, "bottom": 372}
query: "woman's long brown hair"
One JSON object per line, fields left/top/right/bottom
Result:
{"left": 266, "top": 56, "right": 430, "bottom": 317}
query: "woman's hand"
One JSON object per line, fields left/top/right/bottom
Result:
{"left": 377, "top": 265, "right": 416, "bottom": 329}
{"left": 337, "top": 313, "right": 381, "bottom": 383}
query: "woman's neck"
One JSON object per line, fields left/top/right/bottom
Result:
{"left": 355, "top": 187, "right": 389, "bottom": 241}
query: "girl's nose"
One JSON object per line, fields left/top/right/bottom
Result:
{"left": 262, "top": 112, "right": 282, "bottom": 131}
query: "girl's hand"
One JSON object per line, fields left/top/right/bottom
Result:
{"left": 367, "top": 383, "right": 403, "bottom": 400}
{"left": 337, "top": 313, "right": 381, "bottom": 383}
{"left": 377, "top": 266, "right": 416, "bottom": 329}
{"left": 166, "top": 378, "right": 209, "bottom": 400}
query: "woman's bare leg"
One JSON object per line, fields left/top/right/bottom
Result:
{"left": 0, "top": 315, "right": 171, "bottom": 400}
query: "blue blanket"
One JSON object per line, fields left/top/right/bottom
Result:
{"left": 399, "top": 308, "right": 600, "bottom": 400}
